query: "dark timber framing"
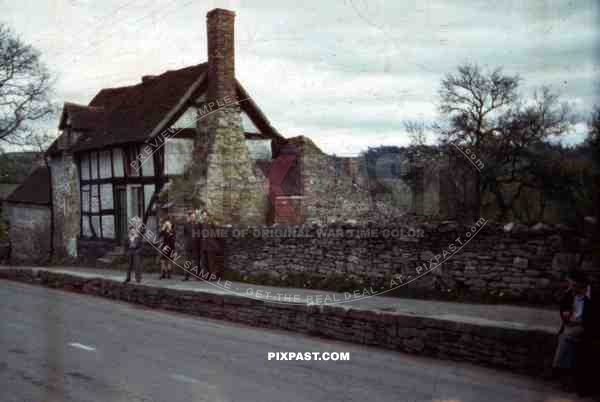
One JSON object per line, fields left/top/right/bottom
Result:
{"left": 68, "top": 75, "right": 280, "bottom": 243}
{"left": 78, "top": 142, "right": 165, "bottom": 241}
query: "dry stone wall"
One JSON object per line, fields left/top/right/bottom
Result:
{"left": 3, "top": 204, "right": 51, "bottom": 263}
{"left": 221, "top": 220, "right": 597, "bottom": 304}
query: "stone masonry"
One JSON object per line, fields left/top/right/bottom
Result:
{"left": 221, "top": 219, "right": 598, "bottom": 305}
{"left": 295, "top": 146, "right": 477, "bottom": 224}
{"left": 3, "top": 204, "right": 51, "bottom": 262}
{"left": 50, "top": 152, "right": 80, "bottom": 258}
{"left": 198, "top": 8, "right": 266, "bottom": 224}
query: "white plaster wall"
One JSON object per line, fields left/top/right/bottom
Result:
{"left": 173, "top": 107, "right": 197, "bottom": 129}
{"left": 241, "top": 111, "right": 260, "bottom": 133}
{"left": 165, "top": 138, "right": 193, "bottom": 175}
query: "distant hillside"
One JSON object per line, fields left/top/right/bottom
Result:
{"left": 0, "top": 151, "right": 39, "bottom": 183}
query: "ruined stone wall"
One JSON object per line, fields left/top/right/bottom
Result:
{"left": 300, "top": 153, "right": 371, "bottom": 223}
{"left": 4, "top": 203, "right": 51, "bottom": 263}
{"left": 222, "top": 220, "right": 597, "bottom": 304}
{"left": 284, "top": 145, "right": 475, "bottom": 224}
{"left": 49, "top": 153, "right": 80, "bottom": 257}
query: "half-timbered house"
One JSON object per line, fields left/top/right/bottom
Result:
{"left": 7, "top": 8, "right": 300, "bottom": 260}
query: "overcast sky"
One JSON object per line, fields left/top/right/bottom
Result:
{"left": 1, "top": 0, "right": 599, "bottom": 155}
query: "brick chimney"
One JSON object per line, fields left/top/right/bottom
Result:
{"left": 207, "top": 8, "right": 236, "bottom": 103}
{"left": 188, "top": 8, "right": 268, "bottom": 225}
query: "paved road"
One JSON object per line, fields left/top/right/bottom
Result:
{"left": 0, "top": 280, "right": 584, "bottom": 402}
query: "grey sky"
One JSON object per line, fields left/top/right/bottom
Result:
{"left": 1, "top": 0, "right": 598, "bottom": 155}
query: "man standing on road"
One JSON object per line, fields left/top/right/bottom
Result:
{"left": 197, "top": 209, "right": 221, "bottom": 279}
{"left": 124, "top": 226, "right": 143, "bottom": 283}
{"left": 182, "top": 209, "right": 197, "bottom": 281}
{"left": 553, "top": 271, "right": 595, "bottom": 395}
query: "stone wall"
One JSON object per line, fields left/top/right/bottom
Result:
{"left": 273, "top": 143, "right": 479, "bottom": 225}
{"left": 0, "top": 267, "right": 558, "bottom": 377}
{"left": 200, "top": 105, "right": 268, "bottom": 224}
{"left": 3, "top": 203, "right": 51, "bottom": 263}
{"left": 49, "top": 153, "right": 80, "bottom": 257}
{"left": 221, "top": 220, "right": 598, "bottom": 305}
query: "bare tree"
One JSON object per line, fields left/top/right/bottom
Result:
{"left": 0, "top": 24, "right": 53, "bottom": 146}
{"left": 436, "top": 64, "right": 520, "bottom": 218}
{"left": 437, "top": 63, "right": 519, "bottom": 150}
{"left": 588, "top": 106, "right": 600, "bottom": 234}
{"left": 485, "top": 87, "right": 573, "bottom": 220}
{"left": 403, "top": 119, "right": 428, "bottom": 146}
{"left": 436, "top": 64, "right": 573, "bottom": 221}
{"left": 587, "top": 105, "right": 600, "bottom": 159}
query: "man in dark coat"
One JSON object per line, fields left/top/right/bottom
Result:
{"left": 196, "top": 209, "right": 223, "bottom": 279}
{"left": 182, "top": 210, "right": 197, "bottom": 281}
{"left": 553, "top": 271, "right": 595, "bottom": 395}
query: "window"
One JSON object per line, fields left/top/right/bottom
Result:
{"left": 90, "top": 152, "right": 98, "bottom": 179}
{"left": 128, "top": 185, "right": 144, "bottom": 220}
{"left": 80, "top": 154, "right": 90, "bottom": 181}
{"left": 113, "top": 148, "right": 124, "bottom": 177}
{"left": 141, "top": 147, "right": 155, "bottom": 177}
{"left": 126, "top": 146, "right": 140, "bottom": 177}
{"left": 99, "top": 150, "right": 111, "bottom": 178}
{"left": 100, "top": 184, "right": 113, "bottom": 210}
{"left": 81, "top": 185, "right": 90, "bottom": 213}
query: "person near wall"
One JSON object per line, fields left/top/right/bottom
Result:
{"left": 182, "top": 210, "right": 197, "bottom": 281}
{"left": 159, "top": 219, "right": 175, "bottom": 279}
{"left": 124, "top": 226, "right": 143, "bottom": 283}
{"left": 552, "top": 270, "right": 595, "bottom": 395}
{"left": 197, "top": 209, "right": 220, "bottom": 279}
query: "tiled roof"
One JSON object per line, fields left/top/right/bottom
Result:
{"left": 5, "top": 166, "right": 51, "bottom": 205}
{"left": 60, "top": 103, "right": 106, "bottom": 131}
{"left": 51, "top": 62, "right": 285, "bottom": 155}
{"left": 70, "top": 63, "right": 209, "bottom": 152}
